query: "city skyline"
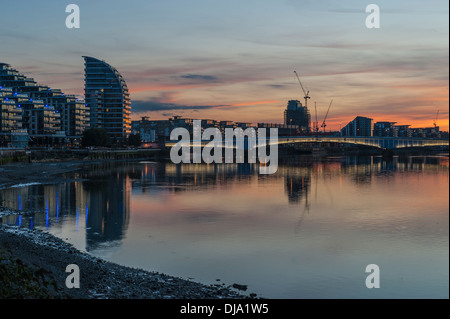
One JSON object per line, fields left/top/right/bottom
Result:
{"left": 1, "top": 0, "right": 448, "bottom": 131}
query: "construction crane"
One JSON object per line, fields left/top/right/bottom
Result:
{"left": 294, "top": 71, "right": 310, "bottom": 107}
{"left": 321, "top": 99, "right": 333, "bottom": 132}
{"left": 433, "top": 110, "right": 440, "bottom": 128}
{"left": 314, "top": 102, "right": 319, "bottom": 133}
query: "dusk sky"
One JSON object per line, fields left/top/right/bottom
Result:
{"left": 1, "top": 0, "right": 448, "bottom": 130}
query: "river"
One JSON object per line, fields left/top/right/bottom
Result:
{"left": 1, "top": 155, "right": 448, "bottom": 298}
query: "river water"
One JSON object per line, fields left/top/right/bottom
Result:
{"left": 1, "top": 155, "right": 448, "bottom": 298}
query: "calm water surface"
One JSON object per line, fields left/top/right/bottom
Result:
{"left": 1, "top": 155, "right": 448, "bottom": 298}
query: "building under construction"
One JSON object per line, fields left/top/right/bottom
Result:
{"left": 284, "top": 100, "right": 311, "bottom": 133}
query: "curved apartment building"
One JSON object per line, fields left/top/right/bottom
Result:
{"left": 83, "top": 56, "right": 131, "bottom": 141}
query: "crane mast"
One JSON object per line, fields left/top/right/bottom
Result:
{"left": 314, "top": 102, "right": 318, "bottom": 133}
{"left": 433, "top": 110, "right": 440, "bottom": 128}
{"left": 294, "top": 71, "right": 310, "bottom": 107}
{"left": 321, "top": 99, "right": 333, "bottom": 132}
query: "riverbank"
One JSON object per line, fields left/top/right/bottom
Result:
{"left": 0, "top": 223, "right": 247, "bottom": 299}
{"left": 0, "top": 161, "right": 84, "bottom": 189}
{"left": 0, "top": 156, "right": 168, "bottom": 189}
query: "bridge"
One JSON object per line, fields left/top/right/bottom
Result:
{"left": 276, "top": 136, "right": 449, "bottom": 150}
{"left": 165, "top": 136, "right": 448, "bottom": 150}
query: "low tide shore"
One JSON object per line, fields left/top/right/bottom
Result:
{"left": 0, "top": 160, "right": 247, "bottom": 299}
{"left": 0, "top": 224, "right": 246, "bottom": 299}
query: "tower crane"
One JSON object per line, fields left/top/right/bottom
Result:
{"left": 433, "top": 110, "right": 439, "bottom": 128}
{"left": 314, "top": 102, "right": 319, "bottom": 133}
{"left": 294, "top": 71, "right": 310, "bottom": 107}
{"left": 321, "top": 99, "right": 333, "bottom": 132}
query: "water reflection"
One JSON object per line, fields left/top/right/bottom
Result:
{"left": 0, "top": 155, "right": 448, "bottom": 298}
{"left": 0, "top": 166, "right": 131, "bottom": 253}
{"left": 82, "top": 169, "right": 130, "bottom": 251}
{"left": 1, "top": 156, "right": 447, "bottom": 248}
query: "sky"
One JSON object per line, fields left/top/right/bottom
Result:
{"left": 1, "top": 0, "right": 448, "bottom": 131}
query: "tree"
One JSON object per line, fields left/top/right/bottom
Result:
{"left": 128, "top": 133, "right": 141, "bottom": 147}
{"left": 81, "top": 128, "right": 110, "bottom": 147}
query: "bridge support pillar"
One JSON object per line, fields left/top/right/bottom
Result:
{"left": 382, "top": 149, "right": 394, "bottom": 158}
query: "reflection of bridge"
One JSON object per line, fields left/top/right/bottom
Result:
{"left": 166, "top": 136, "right": 449, "bottom": 150}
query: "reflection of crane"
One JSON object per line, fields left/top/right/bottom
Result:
{"left": 321, "top": 99, "right": 333, "bottom": 132}
{"left": 294, "top": 180, "right": 310, "bottom": 234}
{"left": 433, "top": 110, "right": 440, "bottom": 128}
{"left": 294, "top": 71, "right": 310, "bottom": 107}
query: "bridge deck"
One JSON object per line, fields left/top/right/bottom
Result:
{"left": 278, "top": 137, "right": 449, "bottom": 149}
{"left": 166, "top": 136, "right": 449, "bottom": 150}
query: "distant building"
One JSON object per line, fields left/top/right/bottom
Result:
{"left": 374, "top": 121, "right": 398, "bottom": 137}
{"left": 235, "top": 122, "right": 252, "bottom": 130}
{"left": 258, "top": 123, "right": 298, "bottom": 136}
{"left": 410, "top": 127, "right": 441, "bottom": 138}
{"left": 284, "top": 100, "right": 311, "bottom": 133}
{"left": 83, "top": 56, "right": 131, "bottom": 142}
{"left": 132, "top": 117, "right": 161, "bottom": 143}
{"left": 341, "top": 116, "right": 374, "bottom": 137}
{"left": 132, "top": 116, "right": 259, "bottom": 142}
{"left": 171, "top": 116, "right": 194, "bottom": 130}
{"left": 218, "top": 121, "right": 236, "bottom": 134}
{"left": 395, "top": 125, "right": 412, "bottom": 138}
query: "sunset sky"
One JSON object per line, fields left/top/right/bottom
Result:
{"left": 1, "top": 0, "right": 448, "bottom": 131}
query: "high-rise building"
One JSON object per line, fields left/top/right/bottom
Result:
{"left": 32, "top": 88, "right": 89, "bottom": 139}
{"left": 83, "top": 56, "right": 131, "bottom": 142}
{"left": 0, "top": 87, "right": 28, "bottom": 147}
{"left": 0, "top": 62, "right": 88, "bottom": 146}
{"left": 341, "top": 116, "right": 374, "bottom": 137}
{"left": 284, "top": 100, "right": 311, "bottom": 133}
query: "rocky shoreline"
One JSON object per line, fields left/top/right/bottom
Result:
{"left": 0, "top": 224, "right": 247, "bottom": 299}
{"left": 0, "top": 160, "right": 248, "bottom": 299}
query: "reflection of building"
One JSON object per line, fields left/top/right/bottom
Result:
{"left": 284, "top": 173, "right": 311, "bottom": 204}
{"left": 0, "top": 169, "right": 130, "bottom": 252}
{"left": 0, "top": 182, "right": 86, "bottom": 229}
{"left": 341, "top": 116, "right": 374, "bottom": 137}
{"left": 83, "top": 170, "right": 130, "bottom": 252}
{"left": 83, "top": 56, "right": 131, "bottom": 142}
{"left": 342, "top": 156, "right": 374, "bottom": 185}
